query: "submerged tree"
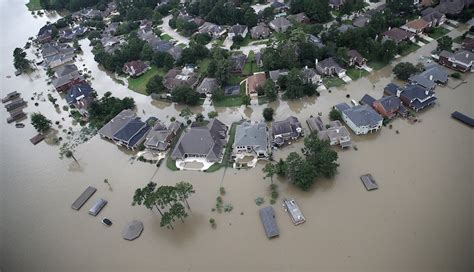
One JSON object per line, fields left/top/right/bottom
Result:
{"left": 59, "top": 143, "right": 80, "bottom": 166}
{"left": 30, "top": 112, "right": 52, "bottom": 133}
{"left": 175, "top": 181, "right": 195, "bottom": 211}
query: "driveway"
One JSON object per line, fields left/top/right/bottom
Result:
{"left": 159, "top": 15, "right": 190, "bottom": 45}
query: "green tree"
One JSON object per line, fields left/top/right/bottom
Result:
{"left": 171, "top": 86, "right": 200, "bottom": 105}
{"left": 275, "top": 159, "right": 287, "bottom": 177}
{"left": 303, "top": 135, "right": 339, "bottom": 179}
{"left": 160, "top": 211, "right": 175, "bottom": 229}
{"left": 175, "top": 181, "right": 195, "bottom": 210}
{"left": 263, "top": 79, "right": 277, "bottom": 102}
{"left": 393, "top": 62, "right": 418, "bottom": 81}
{"left": 437, "top": 36, "right": 453, "bottom": 52}
{"left": 132, "top": 182, "right": 164, "bottom": 216}
{"left": 263, "top": 107, "right": 274, "bottom": 122}
{"left": 242, "top": 95, "right": 251, "bottom": 106}
{"left": 59, "top": 143, "right": 79, "bottom": 165}
{"left": 329, "top": 108, "right": 342, "bottom": 121}
{"left": 146, "top": 75, "right": 164, "bottom": 94}
{"left": 208, "top": 111, "right": 218, "bottom": 119}
{"left": 13, "top": 48, "right": 31, "bottom": 72}
{"left": 263, "top": 163, "right": 276, "bottom": 184}
{"left": 285, "top": 152, "right": 315, "bottom": 191}
{"left": 30, "top": 112, "right": 51, "bottom": 133}
{"left": 170, "top": 202, "right": 188, "bottom": 223}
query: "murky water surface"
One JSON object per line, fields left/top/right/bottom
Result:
{"left": 1, "top": 1, "right": 473, "bottom": 271}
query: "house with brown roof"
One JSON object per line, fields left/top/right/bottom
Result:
{"left": 245, "top": 72, "right": 266, "bottom": 98}
{"left": 163, "top": 66, "right": 201, "bottom": 91}
{"left": 401, "top": 18, "right": 431, "bottom": 35}
{"left": 382, "top": 27, "right": 415, "bottom": 44}
{"left": 347, "top": 50, "right": 367, "bottom": 68}
{"left": 462, "top": 37, "right": 474, "bottom": 52}
{"left": 122, "top": 60, "right": 150, "bottom": 77}
{"left": 373, "top": 96, "right": 406, "bottom": 119}
{"left": 439, "top": 50, "right": 474, "bottom": 72}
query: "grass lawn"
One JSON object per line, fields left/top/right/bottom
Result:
{"left": 368, "top": 61, "right": 389, "bottom": 70}
{"left": 213, "top": 95, "right": 244, "bottom": 107}
{"left": 242, "top": 51, "right": 255, "bottom": 75}
{"left": 177, "top": 43, "right": 187, "bottom": 49}
{"left": 399, "top": 43, "right": 421, "bottom": 56}
{"left": 128, "top": 66, "right": 166, "bottom": 95}
{"left": 428, "top": 27, "right": 450, "bottom": 39}
{"left": 323, "top": 77, "right": 345, "bottom": 88}
{"left": 205, "top": 122, "right": 239, "bottom": 172}
{"left": 166, "top": 154, "right": 179, "bottom": 171}
{"left": 227, "top": 75, "right": 246, "bottom": 85}
{"left": 160, "top": 33, "right": 173, "bottom": 41}
{"left": 197, "top": 58, "right": 211, "bottom": 74}
{"left": 26, "top": 0, "right": 42, "bottom": 11}
{"left": 453, "top": 36, "right": 463, "bottom": 44}
{"left": 347, "top": 68, "right": 369, "bottom": 80}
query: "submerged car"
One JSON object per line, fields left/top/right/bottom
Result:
{"left": 102, "top": 218, "right": 112, "bottom": 226}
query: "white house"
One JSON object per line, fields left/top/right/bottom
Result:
{"left": 334, "top": 103, "right": 383, "bottom": 135}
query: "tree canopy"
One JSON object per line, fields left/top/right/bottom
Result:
{"left": 171, "top": 86, "right": 201, "bottom": 105}
{"left": 13, "top": 48, "right": 31, "bottom": 72}
{"left": 88, "top": 91, "right": 135, "bottom": 128}
{"left": 393, "top": 62, "right": 419, "bottom": 81}
{"left": 30, "top": 113, "right": 52, "bottom": 133}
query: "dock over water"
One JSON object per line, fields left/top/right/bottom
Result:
{"left": 282, "top": 199, "right": 306, "bottom": 225}
{"left": 451, "top": 111, "right": 474, "bottom": 127}
{"left": 71, "top": 186, "right": 97, "bottom": 210}
{"left": 259, "top": 206, "right": 279, "bottom": 238}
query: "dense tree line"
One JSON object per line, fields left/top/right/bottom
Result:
{"left": 13, "top": 48, "right": 31, "bottom": 72}
{"left": 88, "top": 91, "right": 135, "bottom": 128}
{"left": 289, "top": 0, "right": 332, "bottom": 23}
{"left": 39, "top": 0, "right": 109, "bottom": 11}
{"left": 171, "top": 86, "right": 201, "bottom": 106}
{"left": 187, "top": 0, "right": 258, "bottom": 27}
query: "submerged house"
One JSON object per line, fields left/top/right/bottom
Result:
{"left": 408, "top": 64, "right": 449, "bottom": 90}
{"left": 98, "top": 109, "right": 150, "bottom": 150}
{"left": 272, "top": 116, "right": 303, "bottom": 146}
{"left": 334, "top": 103, "right": 383, "bottom": 135}
{"left": 144, "top": 121, "right": 181, "bottom": 151}
{"left": 373, "top": 96, "right": 406, "bottom": 119}
{"left": 384, "top": 83, "right": 437, "bottom": 112}
{"left": 52, "top": 64, "right": 84, "bottom": 92}
{"left": 438, "top": 50, "right": 474, "bottom": 72}
{"left": 233, "top": 121, "right": 270, "bottom": 159}
{"left": 171, "top": 119, "right": 228, "bottom": 164}
{"left": 306, "top": 116, "right": 351, "bottom": 148}
{"left": 65, "top": 83, "right": 95, "bottom": 109}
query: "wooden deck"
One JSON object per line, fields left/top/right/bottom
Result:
{"left": 71, "top": 186, "right": 97, "bottom": 210}
{"left": 360, "top": 174, "right": 378, "bottom": 191}
{"left": 259, "top": 206, "right": 279, "bottom": 238}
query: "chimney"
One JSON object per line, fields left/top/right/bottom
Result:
{"left": 396, "top": 89, "right": 402, "bottom": 97}
{"left": 466, "top": 53, "right": 469, "bottom": 58}
{"left": 429, "top": 75, "right": 433, "bottom": 81}
{"left": 315, "top": 59, "right": 318, "bottom": 65}
{"left": 305, "top": 65, "right": 308, "bottom": 69}
{"left": 425, "top": 90, "right": 429, "bottom": 96}
{"left": 388, "top": 26, "right": 391, "bottom": 30}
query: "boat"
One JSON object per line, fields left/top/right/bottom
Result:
{"left": 15, "top": 123, "right": 25, "bottom": 128}
{"left": 102, "top": 218, "right": 112, "bottom": 226}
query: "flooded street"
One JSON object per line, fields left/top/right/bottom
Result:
{"left": 1, "top": 0, "right": 473, "bottom": 271}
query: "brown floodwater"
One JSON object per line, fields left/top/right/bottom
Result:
{"left": 1, "top": 1, "right": 473, "bottom": 271}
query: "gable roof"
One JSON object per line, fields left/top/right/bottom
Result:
{"left": 382, "top": 27, "right": 414, "bottom": 42}
{"left": 98, "top": 109, "right": 136, "bottom": 139}
{"left": 229, "top": 24, "right": 247, "bottom": 35}
{"left": 234, "top": 122, "right": 268, "bottom": 153}
{"left": 269, "top": 17, "right": 292, "bottom": 30}
{"left": 377, "top": 96, "right": 402, "bottom": 112}
{"left": 360, "top": 94, "right": 376, "bottom": 106}
{"left": 405, "top": 18, "right": 430, "bottom": 30}
{"left": 171, "top": 119, "right": 227, "bottom": 162}
{"left": 272, "top": 116, "right": 301, "bottom": 137}
{"left": 113, "top": 118, "right": 151, "bottom": 148}
{"left": 65, "top": 83, "right": 94, "bottom": 104}
{"left": 342, "top": 104, "right": 383, "bottom": 127}
{"left": 196, "top": 77, "right": 219, "bottom": 94}
{"left": 269, "top": 69, "right": 289, "bottom": 82}
{"left": 246, "top": 73, "right": 266, "bottom": 94}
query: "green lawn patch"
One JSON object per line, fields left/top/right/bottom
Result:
{"left": 368, "top": 60, "right": 389, "bottom": 70}
{"left": 323, "top": 77, "right": 345, "bottom": 88}
{"left": 197, "top": 58, "right": 211, "bottom": 74}
{"left": 227, "top": 75, "right": 246, "bottom": 85}
{"left": 160, "top": 33, "right": 173, "bottom": 41}
{"left": 213, "top": 95, "right": 244, "bottom": 107}
{"left": 453, "top": 36, "right": 463, "bottom": 44}
{"left": 26, "top": 0, "right": 42, "bottom": 11}
{"left": 399, "top": 43, "right": 421, "bottom": 56}
{"left": 347, "top": 68, "right": 369, "bottom": 80}
{"left": 128, "top": 66, "right": 166, "bottom": 95}
{"left": 166, "top": 154, "right": 179, "bottom": 171}
{"left": 242, "top": 51, "right": 255, "bottom": 75}
{"left": 428, "top": 27, "right": 450, "bottom": 39}
{"left": 177, "top": 43, "right": 187, "bottom": 49}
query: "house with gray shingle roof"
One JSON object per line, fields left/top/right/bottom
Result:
{"left": 439, "top": 50, "right": 474, "bottom": 72}
{"left": 98, "top": 109, "right": 136, "bottom": 140}
{"left": 272, "top": 116, "right": 303, "bottom": 146}
{"left": 306, "top": 116, "right": 351, "bottom": 148}
{"left": 269, "top": 69, "right": 288, "bottom": 82}
{"left": 65, "top": 83, "right": 94, "bottom": 109}
{"left": 171, "top": 119, "right": 228, "bottom": 163}
{"left": 144, "top": 121, "right": 182, "bottom": 151}
{"left": 233, "top": 121, "right": 270, "bottom": 159}
{"left": 196, "top": 77, "right": 219, "bottom": 95}
{"left": 112, "top": 117, "right": 151, "bottom": 150}
{"left": 334, "top": 103, "right": 383, "bottom": 135}
{"left": 269, "top": 17, "right": 293, "bottom": 33}
{"left": 250, "top": 24, "right": 271, "bottom": 39}
{"left": 228, "top": 24, "right": 248, "bottom": 39}
{"left": 315, "top": 57, "right": 346, "bottom": 78}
